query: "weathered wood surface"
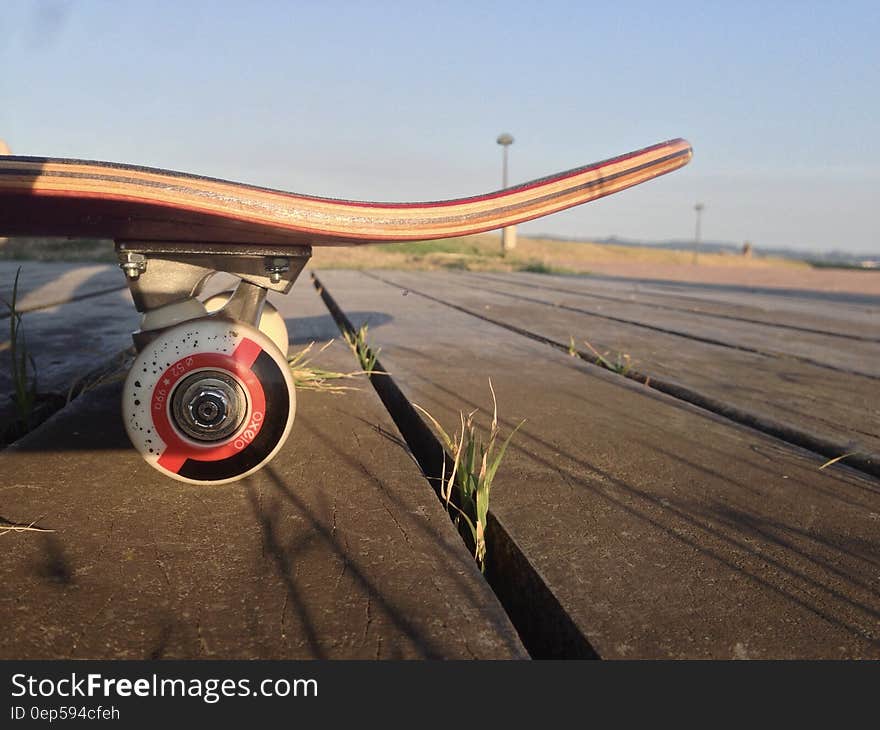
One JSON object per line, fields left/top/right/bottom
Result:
{"left": 317, "top": 269, "right": 880, "bottom": 659}
{"left": 3, "top": 261, "right": 878, "bottom": 660}
{"left": 0, "top": 276, "right": 525, "bottom": 659}
{"left": 369, "top": 270, "right": 879, "bottom": 471}
{"left": 561, "top": 270, "right": 880, "bottom": 317}
{"left": 1, "top": 288, "right": 135, "bottom": 395}
{"left": 0, "top": 263, "right": 135, "bottom": 436}
{"left": 0, "top": 261, "right": 124, "bottom": 312}
{"left": 451, "top": 272, "right": 880, "bottom": 378}
{"left": 477, "top": 271, "right": 880, "bottom": 340}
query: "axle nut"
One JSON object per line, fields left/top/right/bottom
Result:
{"left": 171, "top": 371, "right": 246, "bottom": 442}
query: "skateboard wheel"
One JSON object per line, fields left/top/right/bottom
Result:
{"left": 204, "top": 291, "right": 289, "bottom": 356}
{"left": 122, "top": 318, "right": 295, "bottom": 485}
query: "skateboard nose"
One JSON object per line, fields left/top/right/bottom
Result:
{"left": 172, "top": 372, "right": 246, "bottom": 442}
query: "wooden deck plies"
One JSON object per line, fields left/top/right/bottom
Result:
{"left": 0, "top": 139, "right": 691, "bottom": 245}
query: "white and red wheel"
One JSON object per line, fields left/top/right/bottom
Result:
{"left": 122, "top": 318, "right": 295, "bottom": 485}
{"left": 204, "top": 291, "right": 289, "bottom": 356}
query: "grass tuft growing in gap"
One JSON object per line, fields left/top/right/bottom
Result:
{"left": 343, "top": 322, "right": 381, "bottom": 374}
{"left": 415, "top": 380, "right": 523, "bottom": 572}
{"left": 2, "top": 268, "right": 38, "bottom": 433}
{"left": 287, "top": 340, "right": 367, "bottom": 392}
{"left": 582, "top": 339, "right": 633, "bottom": 375}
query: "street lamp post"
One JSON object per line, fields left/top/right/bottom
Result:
{"left": 693, "top": 202, "right": 704, "bottom": 264}
{"left": 497, "top": 133, "right": 516, "bottom": 255}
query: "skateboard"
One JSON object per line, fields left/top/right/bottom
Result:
{"left": 0, "top": 138, "right": 692, "bottom": 484}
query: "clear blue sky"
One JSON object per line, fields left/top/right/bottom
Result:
{"left": 2, "top": 0, "right": 878, "bottom": 253}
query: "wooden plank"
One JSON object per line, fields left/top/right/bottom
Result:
{"left": 555, "top": 268, "right": 880, "bottom": 309}
{"left": 475, "top": 271, "right": 880, "bottom": 341}
{"left": 0, "top": 261, "right": 124, "bottom": 313}
{"left": 452, "top": 272, "right": 880, "bottom": 377}
{"left": 0, "top": 262, "right": 132, "bottom": 442}
{"left": 316, "top": 269, "right": 880, "bottom": 659}
{"left": 630, "top": 281, "right": 880, "bottom": 333}
{"left": 0, "top": 287, "right": 137, "bottom": 404}
{"left": 0, "top": 281, "right": 525, "bottom": 659}
{"left": 372, "top": 270, "right": 879, "bottom": 470}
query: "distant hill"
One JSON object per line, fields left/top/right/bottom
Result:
{"left": 534, "top": 235, "right": 880, "bottom": 268}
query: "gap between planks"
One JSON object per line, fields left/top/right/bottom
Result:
{"left": 310, "top": 271, "right": 598, "bottom": 659}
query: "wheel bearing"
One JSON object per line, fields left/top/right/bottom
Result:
{"left": 171, "top": 371, "right": 246, "bottom": 442}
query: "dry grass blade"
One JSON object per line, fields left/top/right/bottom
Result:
{"left": 818, "top": 452, "right": 858, "bottom": 470}
{"left": 0, "top": 517, "right": 54, "bottom": 536}
{"left": 66, "top": 347, "right": 133, "bottom": 404}
{"left": 343, "top": 323, "right": 381, "bottom": 374}
{"left": 287, "top": 339, "right": 367, "bottom": 392}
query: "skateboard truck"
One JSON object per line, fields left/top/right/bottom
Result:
{"left": 115, "top": 241, "right": 310, "bottom": 485}
{"left": 116, "top": 242, "right": 310, "bottom": 344}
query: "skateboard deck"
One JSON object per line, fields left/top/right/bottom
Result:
{"left": 0, "top": 139, "right": 691, "bottom": 245}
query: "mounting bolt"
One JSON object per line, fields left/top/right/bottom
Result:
{"left": 118, "top": 252, "right": 147, "bottom": 280}
{"left": 264, "top": 256, "right": 290, "bottom": 285}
